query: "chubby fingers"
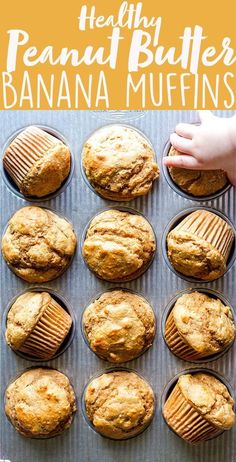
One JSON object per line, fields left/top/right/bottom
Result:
{"left": 163, "top": 154, "right": 203, "bottom": 170}
{"left": 170, "top": 132, "right": 193, "bottom": 154}
{"left": 175, "top": 123, "right": 198, "bottom": 139}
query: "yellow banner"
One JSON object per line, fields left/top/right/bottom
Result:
{"left": 1, "top": 0, "right": 236, "bottom": 109}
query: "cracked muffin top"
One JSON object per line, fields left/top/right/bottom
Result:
{"left": 168, "top": 145, "right": 227, "bottom": 197}
{"left": 178, "top": 373, "right": 235, "bottom": 430}
{"left": 82, "top": 209, "right": 156, "bottom": 281}
{"left": 83, "top": 290, "right": 155, "bottom": 363}
{"left": 82, "top": 125, "right": 159, "bottom": 200}
{"left": 5, "top": 368, "right": 76, "bottom": 438}
{"left": 85, "top": 371, "right": 154, "bottom": 439}
{"left": 172, "top": 292, "right": 235, "bottom": 356}
{"left": 2, "top": 206, "right": 77, "bottom": 282}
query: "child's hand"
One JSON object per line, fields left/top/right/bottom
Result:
{"left": 163, "top": 111, "right": 236, "bottom": 186}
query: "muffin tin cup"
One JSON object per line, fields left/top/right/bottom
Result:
{"left": 81, "top": 366, "right": 156, "bottom": 440}
{"left": 161, "top": 122, "right": 231, "bottom": 202}
{"left": 2, "top": 286, "right": 76, "bottom": 362}
{"left": 81, "top": 287, "right": 156, "bottom": 363}
{"left": 161, "top": 367, "right": 235, "bottom": 445}
{"left": 161, "top": 288, "right": 236, "bottom": 363}
{"left": 80, "top": 123, "right": 158, "bottom": 201}
{"left": 1, "top": 124, "right": 74, "bottom": 202}
{"left": 1, "top": 205, "right": 77, "bottom": 283}
{"left": 91, "top": 110, "right": 146, "bottom": 122}
{"left": 81, "top": 205, "right": 157, "bottom": 283}
{"left": 161, "top": 206, "right": 236, "bottom": 283}
{"left": 4, "top": 366, "right": 77, "bottom": 439}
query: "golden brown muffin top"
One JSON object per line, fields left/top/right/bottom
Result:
{"left": 168, "top": 146, "right": 227, "bottom": 197}
{"left": 83, "top": 290, "right": 155, "bottom": 363}
{"left": 178, "top": 373, "right": 235, "bottom": 430}
{"left": 83, "top": 210, "right": 156, "bottom": 281}
{"left": 5, "top": 368, "right": 76, "bottom": 438}
{"left": 172, "top": 292, "right": 235, "bottom": 355}
{"left": 2, "top": 206, "right": 77, "bottom": 283}
{"left": 21, "top": 143, "right": 71, "bottom": 197}
{"left": 85, "top": 371, "right": 154, "bottom": 439}
{"left": 5, "top": 291, "right": 70, "bottom": 350}
{"left": 82, "top": 125, "right": 159, "bottom": 200}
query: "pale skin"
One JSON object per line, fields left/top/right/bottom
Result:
{"left": 163, "top": 111, "right": 236, "bottom": 186}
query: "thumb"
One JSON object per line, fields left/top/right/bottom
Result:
{"left": 198, "top": 110, "right": 215, "bottom": 123}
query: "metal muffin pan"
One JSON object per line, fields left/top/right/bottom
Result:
{"left": 0, "top": 109, "right": 235, "bottom": 462}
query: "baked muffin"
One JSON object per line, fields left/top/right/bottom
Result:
{"left": 5, "top": 368, "right": 76, "bottom": 438}
{"left": 3, "top": 126, "right": 71, "bottom": 197}
{"left": 2, "top": 206, "right": 77, "bottom": 282}
{"left": 83, "top": 290, "right": 155, "bottom": 363}
{"left": 6, "top": 291, "right": 72, "bottom": 360}
{"left": 167, "top": 209, "right": 234, "bottom": 281}
{"left": 82, "top": 125, "right": 159, "bottom": 200}
{"left": 163, "top": 372, "right": 235, "bottom": 443}
{"left": 84, "top": 371, "right": 154, "bottom": 439}
{"left": 82, "top": 210, "right": 156, "bottom": 281}
{"left": 165, "top": 291, "right": 235, "bottom": 361}
{"left": 168, "top": 145, "right": 227, "bottom": 197}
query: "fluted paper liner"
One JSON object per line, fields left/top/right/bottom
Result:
{"left": 3, "top": 126, "right": 61, "bottom": 189}
{"left": 19, "top": 298, "right": 72, "bottom": 360}
{"left": 174, "top": 210, "right": 234, "bottom": 260}
{"left": 165, "top": 311, "right": 207, "bottom": 361}
{"left": 163, "top": 383, "right": 223, "bottom": 443}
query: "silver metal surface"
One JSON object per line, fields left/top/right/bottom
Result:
{"left": 0, "top": 110, "right": 235, "bottom": 462}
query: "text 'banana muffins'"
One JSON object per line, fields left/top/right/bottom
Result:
{"left": 2, "top": 206, "right": 77, "bottom": 282}
{"left": 3, "top": 126, "right": 71, "bottom": 197}
{"left": 5, "top": 368, "right": 76, "bottom": 438}
{"left": 83, "top": 209, "right": 156, "bottom": 281}
{"left": 165, "top": 291, "right": 235, "bottom": 361}
{"left": 167, "top": 209, "right": 234, "bottom": 281}
{"left": 83, "top": 290, "right": 155, "bottom": 363}
{"left": 168, "top": 145, "right": 228, "bottom": 197}
{"left": 6, "top": 291, "right": 72, "bottom": 360}
{"left": 82, "top": 125, "right": 159, "bottom": 200}
{"left": 84, "top": 371, "right": 154, "bottom": 439}
{"left": 163, "top": 372, "right": 235, "bottom": 443}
